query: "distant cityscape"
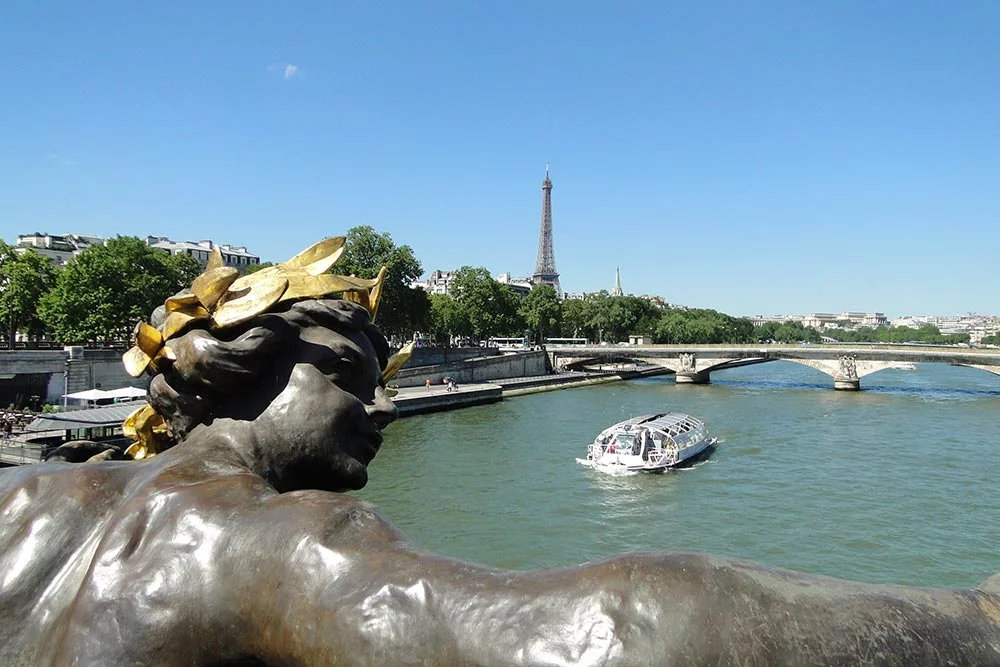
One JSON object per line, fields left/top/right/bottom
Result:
{"left": 8, "top": 168, "right": 999, "bottom": 344}
{"left": 12, "top": 232, "right": 261, "bottom": 269}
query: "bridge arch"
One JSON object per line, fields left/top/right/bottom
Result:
{"left": 546, "top": 345, "right": 1000, "bottom": 392}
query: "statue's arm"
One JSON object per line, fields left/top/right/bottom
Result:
{"left": 237, "top": 495, "right": 1000, "bottom": 666}
{"left": 234, "top": 495, "right": 653, "bottom": 665}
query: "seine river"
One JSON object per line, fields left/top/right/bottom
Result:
{"left": 357, "top": 361, "right": 1000, "bottom": 590}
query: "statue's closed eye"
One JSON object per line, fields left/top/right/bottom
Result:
{"left": 316, "top": 356, "right": 356, "bottom": 378}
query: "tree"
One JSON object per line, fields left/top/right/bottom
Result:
{"left": 335, "top": 226, "right": 427, "bottom": 341}
{"left": 583, "top": 291, "right": 613, "bottom": 343}
{"left": 243, "top": 261, "right": 274, "bottom": 275}
{"left": 605, "top": 296, "right": 660, "bottom": 343}
{"left": 773, "top": 321, "right": 821, "bottom": 344}
{"left": 161, "top": 250, "right": 203, "bottom": 287}
{"left": 38, "top": 236, "right": 200, "bottom": 344}
{"left": 0, "top": 244, "right": 59, "bottom": 347}
{"left": 654, "top": 307, "right": 759, "bottom": 344}
{"left": 519, "top": 284, "right": 561, "bottom": 343}
{"left": 560, "top": 298, "right": 590, "bottom": 339}
{"left": 449, "top": 266, "right": 524, "bottom": 341}
{"left": 427, "top": 293, "right": 470, "bottom": 345}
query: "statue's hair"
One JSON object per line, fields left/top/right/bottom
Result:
{"left": 147, "top": 298, "right": 389, "bottom": 447}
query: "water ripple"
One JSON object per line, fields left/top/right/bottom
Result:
{"left": 359, "top": 362, "right": 1000, "bottom": 589}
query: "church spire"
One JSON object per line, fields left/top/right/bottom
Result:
{"left": 612, "top": 266, "right": 623, "bottom": 297}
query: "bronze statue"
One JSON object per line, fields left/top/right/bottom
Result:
{"left": 2, "top": 239, "right": 1000, "bottom": 666}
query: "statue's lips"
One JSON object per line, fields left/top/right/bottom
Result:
{"left": 352, "top": 430, "right": 383, "bottom": 463}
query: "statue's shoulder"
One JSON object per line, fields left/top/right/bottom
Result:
{"left": 255, "top": 490, "right": 410, "bottom": 546}
{"left": 0, "top": 460, "right": 135, "bottom": 519}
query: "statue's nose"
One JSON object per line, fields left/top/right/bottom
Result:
{"left": 368, "top": 386, "right": 398, "bottom": 430}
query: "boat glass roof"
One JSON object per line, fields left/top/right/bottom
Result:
{"left": 600, "top": 413, "right": 705, "bottom": 439}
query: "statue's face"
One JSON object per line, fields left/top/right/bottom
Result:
{"left": 251, "top": 323, "right": 398, "bottom": 492}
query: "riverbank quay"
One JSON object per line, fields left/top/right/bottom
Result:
{"left": 391, "top": 366, "right": 670, "bottom": 416}
{"left": 0, "top": 369, "right": 671, "bottom": 465}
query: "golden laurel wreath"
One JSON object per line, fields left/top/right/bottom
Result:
{"left": 120, "top": 236, "right": 413, "bottom": 459}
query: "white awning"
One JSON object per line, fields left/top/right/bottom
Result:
{"left": 63, "top": 389, "right": 109, "bottom": 401}
{"left": 106, "top": 387, "right": 146, "bottom": 399}
{"left": 63, "top": 387, "right": 146, "bottom": 401}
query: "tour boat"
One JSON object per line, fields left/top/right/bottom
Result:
{"left": 578, "top": 413, "right": 717, "bottom": 473}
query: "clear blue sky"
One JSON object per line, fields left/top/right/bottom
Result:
{"left": 2, "top": 1, "right": 998, "bottom": 318}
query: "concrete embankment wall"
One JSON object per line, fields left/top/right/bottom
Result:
{"left": 393, "top": 350, "right": 550, "bottom": 388}
{"left": 1, "top": 349, "right": 144, "bottom": 406}
{"left": 394, "top": 385, "right": 502, "bottom": 416}
{"left": 408, "top": 347, "right": 499, "bottom": 366}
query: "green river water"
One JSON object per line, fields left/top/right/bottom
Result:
{"left": 357, "top": 361, "right": 1000, "bottom": 589}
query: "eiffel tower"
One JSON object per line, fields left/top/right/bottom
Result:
{"left": 532, "top": 164, "right": 561, "bottom": 296}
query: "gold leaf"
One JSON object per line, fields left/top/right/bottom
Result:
{"left": 160, "top": 307, "right": 210, "bottom": 340}
{"left": 367, "top": 266, "right": 387, "bottom": 320}
{"left": 164, "top": 291, "right": 201, "bottom": 313}
{"left": 134, "top": 322, "right": 164, "bottom": 358}
{"left": 122, "top": 346, "right": 152, "bottom": 378}
{"left": 282, "top": 273, "right": 380, "bottom": 302}
{"left": 122, "top": 404, "right": 152, "bottom": 439}
{"left": 224, "top": 266, "right": 275, "bottom": 296}
{"left": 282, "top": 236, "right": 346, "bottom": 275}
{"left": 124, "top": 442, "right": 147, "bottom": 460}
{"left": 212, "top": 275, "right": 289, "bottom": 328}
{"left": 122, "top": 404, "right": 169, "bottom": 459}
{"left": 383, "top": 340, "right": 415, "bottom": 382}
{"left": 205, "top": 246, "right": 224, "bottom": 271}
{"left": 342, "top": 289, "right": 370, "bottom": 313}
{"left": 191, "top": 266, "right": 240, "bottom": 310}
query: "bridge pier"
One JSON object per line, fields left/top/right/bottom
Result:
{"left": 834, "top": 377, "right": 860, "bottom": 391}
{"left": 675, "top": 371, "right": 711, "bottom": 385}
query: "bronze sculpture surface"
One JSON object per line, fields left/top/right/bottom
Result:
{"left": 2, "top": 240, "right": 1000, "bottom": 666}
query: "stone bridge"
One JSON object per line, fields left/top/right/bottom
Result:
{"left": 547, "top": 344, "right": 1000, "bottom": 391}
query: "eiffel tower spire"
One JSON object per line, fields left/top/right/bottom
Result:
{"left": 532, "top": 164, "right": 561, "bottom": 296}
{"left": 612, "top": 266, "right": 623, "bottom": 297}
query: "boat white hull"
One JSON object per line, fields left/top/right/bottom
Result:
{"left": 579, "top": 437, "right": 717, "bottom": 473}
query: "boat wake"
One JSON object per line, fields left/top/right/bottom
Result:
{"left": 576, "top": 459, "right": 641, "bottom": 476}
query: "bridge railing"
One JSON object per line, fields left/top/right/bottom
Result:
{"left": 0, "top": 438, "right": 44, "bottom": 466}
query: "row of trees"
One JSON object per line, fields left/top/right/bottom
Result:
{"left": 821, "top": 324, "right": 970, "bottom": 345}
{"left": 0, "top": 227, "right": 430, "bottom": 348}
{"left": 0, "top": 238, "right": 201, "bottom": 347}
{"left": 0, "top": 226, "right": 975, "bottom": 348}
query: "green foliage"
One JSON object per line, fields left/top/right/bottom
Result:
{"left": 0, "top": 244, "right": 59, "bottom": 346}
{"left": 559, "top": 295, "right": 756, "bottom": 344}
{"left": 38, "top": 236, "right": 196, "bottom": 344}
{"left": 559, "top": 298, "right": 590, "bottom": 339}
{"left": 656, "top": 308, "right": 758, "bottom": 344}
{"left": 449, "top": 266, "right": 525, "bottom": 341}
{"left": 820, "top": 324, "right": 970, "bottom": 345}
{"left": 160, "top": 251, "right": 202, "bottom": 287}
{"left": 519, "top": 284, "right": 561, "bottom": 343}
{"left": 427, "top": 293, "right": 470, "bottom": 344}
{"left": 242, "top": 261, "right": 274, "bottom": 275}
{"left": 557, "top": 294, "right": 757, "bottom": 344}
{"left": 752, "top": 320, "right": 822, "bottom": 343}
{"left": 336, "top": 226, "right": 428, "bottom": 340}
